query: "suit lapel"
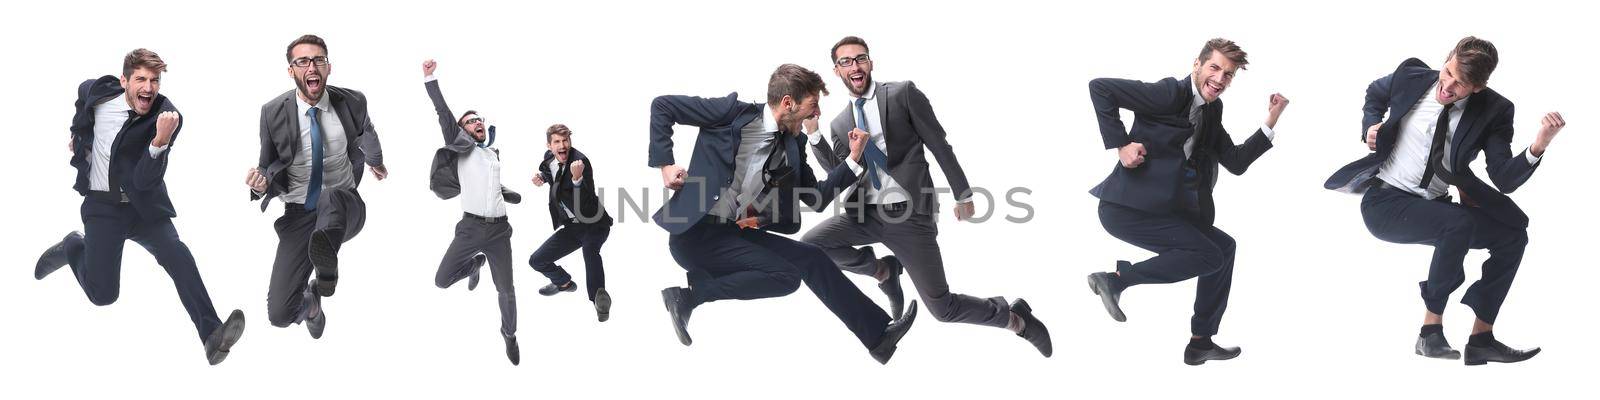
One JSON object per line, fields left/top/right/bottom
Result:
{"left": 1449, "top": 94, "right": 1486, "bottom": 169}
{"left": 1380, "top": 70, "right": 1438, "bottom": 154}
{"left": 283, "top": 94, "right": 301, "bottom": 158}
{"left": 331, "top": 90, "right": 361, "bottom": 144}
{"left": 873, "top": 82, "right": 893, "bottom": 162}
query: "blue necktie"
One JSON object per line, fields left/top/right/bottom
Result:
{"left": 854, "top": 98, "right": 889, "bottom": 189}
{"left": 305, "top": 107, "right": 324, "bottom": 211}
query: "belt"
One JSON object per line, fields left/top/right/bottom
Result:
{"left": 1370, "top": 180, "right": 1451, "bottom": 202}
{"left": 464, "top": 212, "right": 508, "bottom": 224}
{"left": 88, "top": 190, "right": 130, "bottom": 204}
{"left": 872, "top": 201, "right": 910, "bottom": 213}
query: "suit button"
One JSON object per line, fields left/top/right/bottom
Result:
{"left": 713, "top": 195, "right": 720, "bottom": 201}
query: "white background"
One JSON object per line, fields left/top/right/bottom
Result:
{"left": 2, "top": 0, "right": 1594, "bottom": 398}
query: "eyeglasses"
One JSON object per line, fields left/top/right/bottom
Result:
{"left": 835, "top": 54, "right": 871, "bottom": 68}
{"left": 290, "top": 56, "right": 331, "bottom": 68}
{"left": 462, "top": 116, "right": 484, "bottom": 125}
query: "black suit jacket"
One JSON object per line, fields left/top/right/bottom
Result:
{"left": 537, "top": 147, "right": 612, "bottom": 229}
{"left": 69, "top": 75, "right": 183, "bottom": 220}
{"left": 1325, "top": 58, "right": 1538, "bottom": 228}
{"left": 250, "top": 86, "right": 385, "bottom": 211}
{"left": 808, "top": 81, "right": 972, "bottom": 215}
{"left": 1087, "top": 76, "right": 1274, "bottom": 225}
{"left": 423, "top": 79, "right": 521, "bottom": 206}
{"left": 648, "top": 93, "right": 858, "bottom": 235}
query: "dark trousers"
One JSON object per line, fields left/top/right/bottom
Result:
{"left": 436, "top": 214, "right": 517, "bottom": 336}
{"left": 801, "top": 206, "right": 1011, "bottom": 328}
{"left": 61, "top": 197, "right": 222, "bottom": 342}
{"left": 266, "top": 189, "right": 366, "bottom": 327}
{"left": 1361, "top": 186, "right": 1527, "bottom": 324}
{"left": 668, "top": 220, "right": 891, "bottom": 349}
{"left": 1099, "top": 201, "right": 1236, "bottom": 337}
{"left": 528, "top": 223, "right": 609, "bottom": 301}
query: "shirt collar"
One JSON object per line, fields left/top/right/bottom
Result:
{"left": 855, "top": 82, "right": 878, "bottom": 101}
{"left": 761, "top": 110, "right": 781, "bottom": 134}
{"left": 1189, "top": 77, "right": 1205, "bottom": 109}
{"left": 296, "top": 93, "right": 331, "bottom": 116}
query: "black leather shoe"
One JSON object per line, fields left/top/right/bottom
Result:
{"left": 1465, "top": 341, "right": 1540, "bottom": 366}
{"left": 467, "top": 254, "right": 486, "bottom": 291}
{"left": 1183, "top": 342, "right": 1242, "bottom": 366}
{"left": 661, "top": 287, "right": 695, "bottom": 346}
{"left": 594, "top": 288, "right": 612, "bottom": 322}
{"left": 870, "top": 301, "right": 919, "bottom": 365}
{"left": 35, "top": 232, "right": 81, "bottom": 280}
{"left": 1415, "top": 331, "right": 1461, "bottom": 360}
{"left": 1086, "top": 272, "right": 1126, "bottom": 322}
{"left": 877, "top": 256, "right": 906, "bottom": 318}
{"left": 504, "top": 334, "right": 521, "bottom": 366}
{"left": 203, "top": 309, "right": 247, "bottom": 365}
{"left": 539, "top": 280, "right": 577, "bottom": 296}
{"left": 1011, "top": 299, "right": 1052, "bottom": 358}
{"left": 309, "top": 231, "right": 339, "bottom": 297}
{"left": 305, "top": 283, "right": 327, "bottom": 339}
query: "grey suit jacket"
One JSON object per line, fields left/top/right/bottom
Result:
{"left": 810, "top": 80, "right": 971, "bottom": 216}
{"left": 423, "top": 79, "right": 520, "bottom": 204}
{"left": 251, "top": 87, "right": 385, "bottom": 211}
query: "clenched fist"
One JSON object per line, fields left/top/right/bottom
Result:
{"left": 1119, "top": 142, "right": 1146, "bottom": 168}
{"left": 1265, "top": 93, "right": 1289, "bottom": 129}
{"left": 848, "top": 128, "right": 869, "bottom": 163}
{"left": 660, "top": 164, "right": 686, "bottom": 190}
{"left": 246, "top": 168, "right": 269, "bottom": 193}
{"left": 422, "top": 59, "right": 437, "bottom": 77}
{"left": 1531, "top": 112, "right": 1566, "bottom": 157}
{"left": 532, "top": 172, "right": 546, "bottom": 187}
{"left": 152, "top": 111, "right": 180, "bottom": 148}
{"left": 570, "top": 160, "right": 586, "bottom": 182}
{"left": 1365, "top": 121, "right": 1384, "bottom": 151}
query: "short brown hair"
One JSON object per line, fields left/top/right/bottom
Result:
{"left": 767, "top": 64, "right": 828, "bottom": 105}
{"left": 831, "top": 36, "right": 869, "bottom": 61}
{"left": 285, "top": 34, "right": 328, "bottom": 63}
{"left": 1447, "top": 36, "right": 1498, "bottom": 87}
{"left": 1197, "top": 38, "right": 1249, "bottom": 70}
{"left": 546, "top": 124, "right": 572, "bottom": 143}
{"left": 122, "top": 48, "right": 167, "bottom": 78}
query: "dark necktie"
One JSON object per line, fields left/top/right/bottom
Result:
{"left": 1417, "top": 102, "right": 1456, "bottom": 189}
{"left": 305, "top": 107, "right": 325, "bottom": 210}
{"left": 854, "top": 98, "right": 889, "bottom": 189}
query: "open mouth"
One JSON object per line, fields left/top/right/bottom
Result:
{"left": 304, "top": 74, "right": 323, "bottom": 93}
{"left": 135, "top": 92, "right": 153, "bottom": 110}
{"left": 475, "top": 126, "right": 485, "bottom": 135}
{"left": 1205, "top": 80, "right": 1224, "bottom": 96}
{"left": 849, "top": 72, "right": 866, "bottom": 87}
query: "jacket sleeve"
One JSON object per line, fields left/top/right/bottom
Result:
{"left": 352, "top": 92, "right": 384, "bottom": 167}
{"left": 798, "top": 141, "right": 859, "bottom": 212}
{"left": 129, "top": 107, "right": 179, "bottom": 191}
{"left": 1089, "top": 77, "right": 1176, "bottom": 150}
{"left": 1481, "top": 103, "right": 1538, "bottom": 193}
{"left": 904, "top": 81, "right": 972, "bottom": 200}
{"left": 251, "top": 102, "right": 278, "bottom": 201}
{"left": 1362, "top": 73, "right": 1394, "bottom": 143}
{"left": 648, "top": 94, "right": 737, "bottom": 167}
{"left": 425, "top": 79, "right": 458, "bottom": 145}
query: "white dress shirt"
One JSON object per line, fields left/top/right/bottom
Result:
{"left": 88, "top": 95, "right": 168, "bottom": 191}
{"left": 283, "top": 94, "right": 355, "bottom": 204}
{"left": 458, "top": 143, "right": 507, "bottom": 218}
{"left": 1376, "top": 82, "right": 1541, "bottom": 200}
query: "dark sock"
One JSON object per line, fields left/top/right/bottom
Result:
{"left": 1468, "top": 331, "right": 1496, "bottom": 347}
{"left": 1107, "top": 272, "right": 1129, "bottom": 292}
{"left": 1188, "top": 337, "right": 1216, "bottom": 350}
{"left": 1419, "top": 324, "right": 1444, "bottom": 337}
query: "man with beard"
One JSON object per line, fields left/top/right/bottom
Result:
{"left": 651, "top": 64, "right": 917, "bottom": 364}
{"left": 246, "top": 34, "right": 387, "bottom": 339}
{"left": 421, "top": 59, "right": 523, "bottom": 365}
{"left": 802, "top": 36, "right": 1052, "bottom": 358}
{"left": 35, "top": 48, "right": 247, "bottom": 365}
{"left": 1324, "top": 37, "right": 1566, "bottom": 365}
{"left": 1084, "top": 38, "right": 1288, "bottom": 365}
{"left": 528, "top": 123, "right": 614, "bottom": 322}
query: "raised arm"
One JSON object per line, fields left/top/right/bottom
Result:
{"left": 421, "top": 59, "right": 458, "bottom": 145}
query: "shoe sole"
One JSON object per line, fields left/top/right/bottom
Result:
{"left": 595, "top": 290, "right": 612, "bottom": 322}
{"left": 1086, "top": 274, "right": 1127, "bottom": 322}
{"left": 1415, "top": 349, "right": 1462, "bottom": 360}
{"left": 661, "top": 288, "right": 691, "bottom": 346}
{"left": 1464, "top": 348, "right": 1540, "bottom": 366}
{"left": 310, "top": 232, "right": 339, "bottom": 297}
{"left": 1185, "top": 350, "right": 1241, "bottom": 366}
{"left": 207, "top": 311, "right": 247, "bottom": 365}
